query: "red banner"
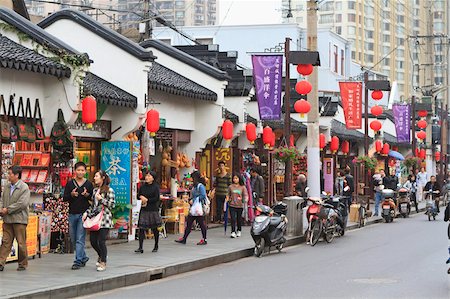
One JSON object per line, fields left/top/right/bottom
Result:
{"left": 339, "top": 82, "right": 362, "bottom": 129}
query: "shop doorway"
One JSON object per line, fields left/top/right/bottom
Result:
{"left": 75, "top": 141, "right": 100, "bottom": 180}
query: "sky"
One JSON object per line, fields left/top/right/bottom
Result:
{"left": 218, "top": 0, "right": 282, "bottom": 25}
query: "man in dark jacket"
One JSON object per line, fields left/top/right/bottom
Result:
{"left": 344, "top": 167, "right": 354, "bottom": 208}
{"left": 424, "top": 176, "right": 441, "bottom": 213}
{"left": 250, "top": 168, "right": 265, "bottom": 206}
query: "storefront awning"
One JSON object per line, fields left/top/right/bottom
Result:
{"left": 148, "top": 62, "right": 217, "bottom": 102}
{"left": 331, "top": 119, "right": 369, "bottom": 141}
{"left": 83, "top": 72, "right": 138, "bottom": 108}
{"left": 0, "top": 35, "right": 71, "bottom": 78}
{"left": 383, "top": 132, "right": 401, "bottom": 146}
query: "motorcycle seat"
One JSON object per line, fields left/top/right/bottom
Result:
{"left": 270, "top": 217, "right": 282, "bottom": 226}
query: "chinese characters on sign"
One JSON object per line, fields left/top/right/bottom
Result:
{"left": 339, "top": 82, "right": 362, "bottom": 129}
{"left": 393, "top": 104, "right": 411, "bottom": 143}
{"left": 251, "top": 55, "right": 283, "bottom": 120}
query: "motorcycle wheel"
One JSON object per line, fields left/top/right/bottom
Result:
{"left": 254, "top": 238, "right": 265, "bottom": 257}
{"left": 433, "top": 215, "right": 436, "bottom": 220}
{"left": 276, "top": 243, "right": 283, "bottom": 252}
{"left": 358, "top": 208, "right": 365, "bottom": 228}
{"left": 310, "top": 220, "right": 322, "bottom": 246}
{"left": 428, "top": 213, "right": 431, "bottom": 221}
{"left": 339, "top": 224, "right": 345, "bottom": 236}
{"left": 325, "top": 223, "right": 335, "bottom": 243}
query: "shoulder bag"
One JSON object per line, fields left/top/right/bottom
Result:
{"left": 8, "top": 95, "right": 18, "bottom": 142}
{"left": 34, "top": 99, "right": 45, "bottom": 140}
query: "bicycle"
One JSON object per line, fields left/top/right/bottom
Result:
{"left": 356, "top": 196, "right": 369, "bottom": 228}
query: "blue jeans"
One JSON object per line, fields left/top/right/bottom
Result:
{"left": 374, "top": 192, "right": 383, "bottom": 215}
{"left": 69, "top": 213, "right": 88, "bottom": 265}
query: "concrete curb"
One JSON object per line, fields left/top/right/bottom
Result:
{"left": 8, "top": 204, "right": 436, "bottom": 299}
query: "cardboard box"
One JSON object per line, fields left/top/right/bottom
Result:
{"left": 349, "top": 204, "right": 360, "bottom": 223}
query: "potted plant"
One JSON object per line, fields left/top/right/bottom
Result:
{"left": 403, "top": 157, "right": 421, "bottom": 171}
{"left": 353, "top": 156, "right": 378, "bottom": 171}
{"left": 273, "top": 146, "right": 302, "bottom": 164}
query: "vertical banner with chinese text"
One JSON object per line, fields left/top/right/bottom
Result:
{"left": 339, "top": 82, "right": 362, "bottom": 129}
{"left": 392, "top": 104, "right": 411, "bottom": 143}
{"left": 251, "top": 55, "right": 283, "bottom": 120}
{"left": 101, "top": 141, "right": 132, "bottom": 234}
{"left": 323, "top": 157, "right": 334, "bottom": 195}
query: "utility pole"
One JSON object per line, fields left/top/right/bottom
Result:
{"left": 284, "top": 37, "right": 293, "bottom": 196}
{"left": 364, "top": 71, "right": 369, "bottom": 156}
{"left": 425, "top": 2, "right": 434, "bottom": 176}
{"left": 143, "top": 0, "right": 151, "bottom": 40}
{"left": 306, "top": 0, "right": 320, "bottom": 197}
{"left": 411, "top": 95, "right": 416, "bottom": 159}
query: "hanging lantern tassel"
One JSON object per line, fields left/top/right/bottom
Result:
{"left": 81, "top": 96, "right": 97, "bottom": 129}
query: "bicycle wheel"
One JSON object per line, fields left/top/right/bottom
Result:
{"left": 324, "top": 219, "right": 336, "bottom": 243}
{"left": 310, "top": 219, "right": 322, "bottom": 246}
{"left": 359, "top": 207, "right": 366, "bottom": 228}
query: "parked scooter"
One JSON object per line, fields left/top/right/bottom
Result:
{"left": 397, "top": 187, "right": 411, "bottom": 218}
{"left": 381, "top": 189, "right": 396, "bottom": 223}
{"left": 424, "top": 190, "right": 439, "bottom": 221}
{"left": 323, "top": 194, "right": 348, "bottom": 236}
{"left": 306, "top": 197, "right": 339, "bottom": 246}
{"left": 251, "top": 202, "right": 288, "bottom": 257}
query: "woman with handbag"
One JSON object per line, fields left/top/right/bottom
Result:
{"left": 135, "top": 170, "right": 162, "bottom": 253}
{"left": 83, "top": 170, "right": 115, "bottom": 272}
{"left": 175, "top": 171, "right": 208, "bottom": 245}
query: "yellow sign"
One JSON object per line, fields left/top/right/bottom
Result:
{"left": 0, "top": 215, "right": 38, "bottom": 261}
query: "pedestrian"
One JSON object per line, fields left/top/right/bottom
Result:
{"left": 424, "top": 175, "right": 441, "bottom": 213}
{"left": 444, "top": 202, "right": 450, "bottom": 274}
{"left": 175, "top": 171, "right": 208, "bottom": 245}
{"left": 135, "top": 170, "right": 161, "bottom": 253}
{"left": 404, "top": 174, "right": 419, "bottom": 213}
{"left": 83, "top": 170, "right": 115, "bottom": 272}
{"left": 250, "top": 168, "right": 265, "bottom": 206}
{"left": 417, "top": 167, "right": 428, "bottom": 202}
{"left": 212, "top": 161, "right": 231, "bottom": 223}
{"left": 0, "top": 166, "right": 30, "bottom": 272}
{"left": 334, "top": 170, "right": 344, "bottom": 196}
{"left": 227, "top": 174, "right": 248, "bottom": 238}
{"left": 373, "top": 170, "right": 385, "bottom": 216}
{"left": 385, "top": 170, "right": 399, "bottom": 204}
{"left": 344, "top": 167, "right": 354, "bottom": 208}
{"left": 63, "top": 162, "right": 94, "bottom": 270}
{"left": 295, "top": 173, "right": 308, "bottom": 198}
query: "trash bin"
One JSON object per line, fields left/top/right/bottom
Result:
{"left": 282, "top": 196, "right": 304, "bottom": 236}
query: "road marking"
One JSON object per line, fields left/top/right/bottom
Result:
{"left": 350, "top": 278, "right": 398, "bottom": 284}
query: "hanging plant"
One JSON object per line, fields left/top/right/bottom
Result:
{"left": 273, "top": 146, "right": 302, "bottom": 164}
{"left": 353, "top": 156, "right": 378, "bottom": 170}
{"left": 403, "top": 157, "right": 421, "bottom": 170}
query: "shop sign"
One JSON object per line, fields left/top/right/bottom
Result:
{"left": 323, "top": 158, "right": 334, "bottom": 195}
{"left": 339, "top": 82, "right": 362, "bottom": 129}
{"left": 69, "top": 119, "right": 111, "bottom": 139}
{"left": 212, "top": 148, "right": 233, "bottom": 185}
{"left": 392, "top": 104, "right": 411, "bottom": 143}
{"left": 160, "top": 118, "right": 166, "bottom": 128}
{"left": 101, "top": 141, "right": 132, "bottom": 233}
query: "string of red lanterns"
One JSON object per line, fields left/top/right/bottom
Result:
{"left": 294, "top": 64, "right": 314, "bottom": 118}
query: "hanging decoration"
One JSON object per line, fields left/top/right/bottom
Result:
{"left": 319, "top": 133, "right": 326, "bottom": 151}
{"left": 419, "top": 148, "right": 426, "bottom": 160}
{"left": 392, "top": 104, "right": 411, "bottom": 143}
{"left": 296, "top": 64, "right": 314, "bottom": 76}
{"left": 270, "top": 132, "right": 276, "bottom": 148}
{"left": 294, "top": 99, "right": 311, "bottom": 117}
{"left": 417, "top": 120, "right": 427, "bottom": 129}
{"left": 330, "top": 136, "right": 340, "bottom": 154}
{"left": 371, "top": 105, "right": 383, "bottom": 117}
{"left": 370, "top": 120, "right": 382, "bottom": 132}
{"left": 295, "top": 80, "right": 312, "bottom": 95}
{"left": 417, "top": 130, "right": 426, "bottom": 141}
{"left": 435, "top": 151, "right": 441, "bottom": 162}
{"left": 222, "top": 120, "right": 234, "bottom": 140}
{"left": 81, "top": 96, "right": 97, "bottom": 129}
{"left": 415, "top": 148, "right": 420, "bottom": 157}
{"left": 381, "top": 143, "right": 390, "bottom": 156}
{"left": 245, "top": 123, "right": 257, "bottom": 144}
{"left": 375, "top": 140, "right": 383, "bottom": 153}
{"left": 263, "top": 126, "right": 273, "bottom": 147}
{"left": 339, "top": 82, "right": 363, "bottom": 129}
{"left": 146, "top": 109, "right": 160, "bottom": 137}
{"left": 290, "top": 135, "right": 295, "bottom": 147}
{"left": 371, "top": 90, "right": 383, "bottom": 100}
{"left": 341, "top": 140, "right": 350, "bottom": 155}
{"left": 418, "top": 110, "right": 428, "bottom": 118}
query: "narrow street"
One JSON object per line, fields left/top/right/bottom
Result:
{"left": 83, "top": 213, "right": 450, "bottom": 299}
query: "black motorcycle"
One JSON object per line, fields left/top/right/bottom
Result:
{"left": 323, "top": 195, "right": 348, "bottom": 237}
{"left": 251, "top": 202, "right": 288, "bottom": 257}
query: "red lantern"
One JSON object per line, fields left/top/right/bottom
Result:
{"left": 420, "top": 148, "right": 426, "bottom": 160}
{"left": 417, "top": 120, "right": 427, "bottom": 129}
{"left": 370, "top": 105, "right": 383, "bottom": 116}
{"left": 330, "top": 136, "right": 339, "bottom": 153}
{"left": 222, "top": 119, "right": 234, "bottom": 140}
{"left": 245, "top": 123, "right": 257, "bottom": 144}
{"left": 418, "top": 110, "right": 428, "bottom": 118}
{"left": 415, "top": 148, "right": 420, "bottom": 157}
{"left": 417, "top": 130, "right": 426, "bottom": 140}
{"left": 290, "top": 135, "right": 295, "bottom": 147}
{"left": 295, "top": 80, "right": 312, "bottom": 94}
{"left": 435, "top": 151, "right": 441, "bottom": 161}
{"left": 146, "top": 109, "right": 160, "bottom": 137}
{"left": 388, "top": 158, "right": 396, "bottom": 167}
{"left": 296, "top": 64, "right": 313, "bottom": 76}
{"left": 341, "top": 140, "right": 350, "bottom": 155}
{"left": 81, "top": 96, "right": 97, "bottom": 128}
{"left": 381, "top": 143, "right": 390, "bottom": 156}
{"left": 270, "top": 132, "right": 276, "bottom": 148}
{"left": 375, "top": 140, "right": 383, "bottom": 152}
{"left": 263, "top": 126, "right": 273, "bottom": 146}
{"left": 371, "top": 90, "right": 383, "bottom": 100}
{"left": 392, "top": 146, "right": 398, "bottom": 151}
{"left": 294, "top": 100, "right": 311, "bottom": 117}
{"left": 370, "top": 120, "right": 382, "bottom": 132}
{"left": 319, "top": 133, "right": 326, "bottom": 151}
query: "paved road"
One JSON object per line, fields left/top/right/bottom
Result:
{"left": 81, "top": 213, "right": 450, "bottom": 299}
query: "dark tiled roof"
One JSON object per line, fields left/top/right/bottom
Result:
{"left": 331, "top": 119, "right": 368, "bottom": 141}
{"left": 12, "top": 0, "right": 30, "bottom": 20}
{"left": 83, "top": 72, "right": 137, "bottom": 108}
{"left": 384, "top": 132, "right": 401, "bottom": 146}
{"left": 264, "top": 117, "right": 306, "bottom": 133}
{"left": 0, "top": 35, "right": 71, "bottom": 78}
{"left": 39, "top": 9, "right": 155, "bottom": 61}
{"left": 224, "top": 109, "right": 239, "bottom": 124}
{"left": 148, "top": 62, "right": 217, "bottom": 102}
{"left": 141, "top": 40, "right": 230, "bottom": 81}
{"left": 246, "top": 114, "right": 258, "bottom": 124}
{"left": 0, "top": 8, "right": 80, "bottom": 55}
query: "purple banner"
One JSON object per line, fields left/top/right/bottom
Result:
{"left": 393, "top": 104, "right": 411, "bottom": 143}
{"left": 251, "top": 55, "right": 283, "bottom": 120}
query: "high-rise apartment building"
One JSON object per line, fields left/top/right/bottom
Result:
{"left": 282, "top": 0, "right": 448, "bottom": 100}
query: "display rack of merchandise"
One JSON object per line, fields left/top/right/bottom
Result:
{"left": 1, "top": 143, "right": 14, "bottom": 194}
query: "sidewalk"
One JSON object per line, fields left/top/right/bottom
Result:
{"left": 0, "top": 200, "right": 432, "bottom": 299}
